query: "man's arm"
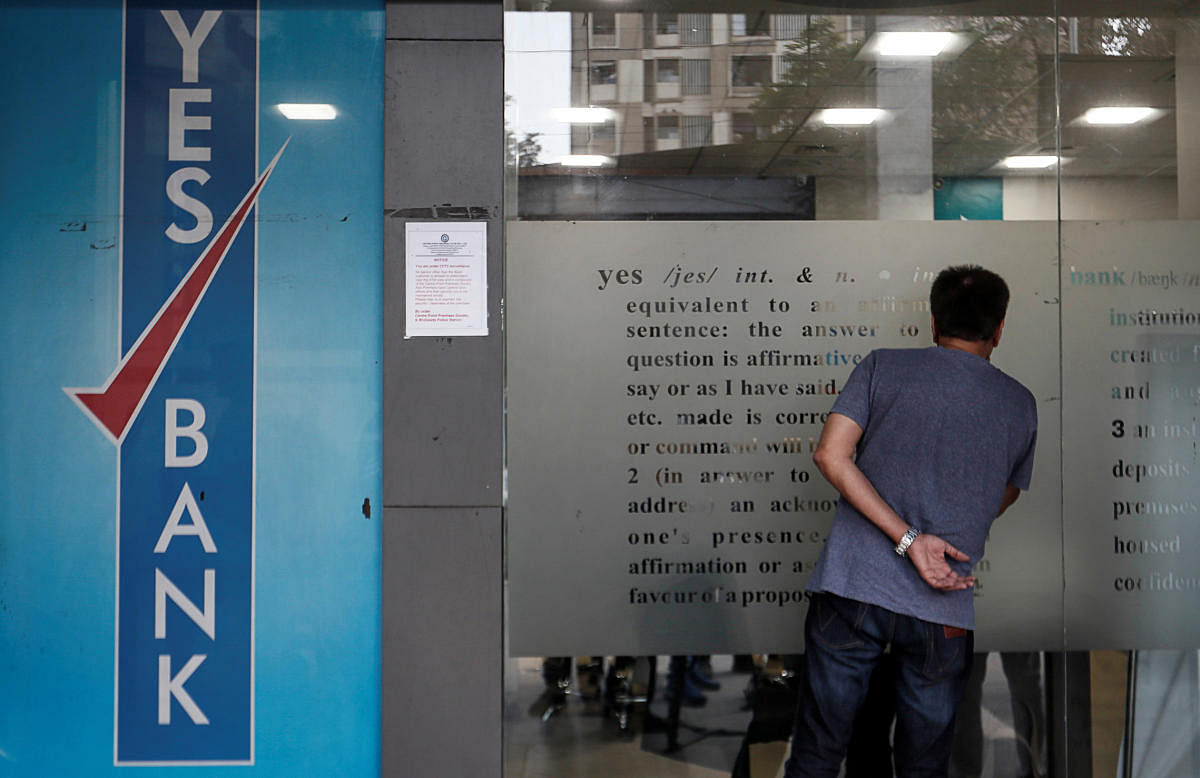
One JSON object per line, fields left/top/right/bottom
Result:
{"left": 812, "top": 412, "right": 976, "bottom": 592}
{"left": 998, "top": 484, "right": 1021, "bottom": 516}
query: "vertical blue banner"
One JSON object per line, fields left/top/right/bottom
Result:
{"left": 115, "top": 1, "right": 258, "bottom": 764}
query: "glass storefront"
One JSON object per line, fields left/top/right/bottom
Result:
{"left": 504, "top": 3, "right": 1200, "bottom": 776}
{"left": 3, "top": 2, "right": 1197, "bottom": 774}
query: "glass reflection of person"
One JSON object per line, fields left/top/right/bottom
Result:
{"left": 951, "top": 651, "right": 1045, "bottom": 778}
{"left": 784, "top": 266, "right": 1038, "bottom": 778}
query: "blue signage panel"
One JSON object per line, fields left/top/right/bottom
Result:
{"left": 1, "top": 2, "right": 382, "bottom": 775}
{"left": 72, "top": 1, "right": 263, "bottom": 763}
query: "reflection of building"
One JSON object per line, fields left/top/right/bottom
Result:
{"left": 569, "top": 12, "right": 848, "bottom": 157}
{"left": 530, "top": 10, "right": 1186, "bottom": 222}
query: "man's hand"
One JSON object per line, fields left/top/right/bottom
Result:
{"left": 907, "top": 533, "right": 976, "bottom": 591}
{"left": 814, "top": 414, "right": 979, "bottom": 593}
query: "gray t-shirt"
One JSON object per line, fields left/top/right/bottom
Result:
{"left": 806, "top": 346, "right": 1037, "bottom": 629}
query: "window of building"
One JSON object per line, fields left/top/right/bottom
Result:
{"left": 732, "top": 55, "right": 773, "bottom": 88}
{"left": 774, "top": 13, "right": 807, "bottom": 40}
{"left": 657, "top": 115, "right": 680, "bottom": 140}
{"left": 591, "top": 12, "right": 615, "bottom": 36}
{"left": 680, "top": 13, "right": 712, "bottom": 45}
{"left": 656, "top": 13, "right": 679, "bottom": 35}
{"left": 730, "top": 12, "right": 770, "bottom": 37}
{"left": 682, "top": 115, "right": 712, "bottom": 147}
{"left": 656, "top": 59, "right": 680, "bottom": 83}
{"left": 591, "top": 122, "right": 615, "bottom": 141}
{"left": 681, "top": 58, "right": 710, "bottom": 95}
{"left": 590, "top": 61, "right": 616, "bottom": 86}
{"left": 732, "top": 113, "right": 764, "bottom": 143}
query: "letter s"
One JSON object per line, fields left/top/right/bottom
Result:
{"left": 165, "top": 167, "right": 213, "bottom": 244}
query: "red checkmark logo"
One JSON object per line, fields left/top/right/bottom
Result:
{"left": 65, "top": 139, "right": 289, "bottom": 445}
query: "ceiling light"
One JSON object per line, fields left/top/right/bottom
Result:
{"left": 559, "top": 154, "right": 615, "bottom": 167}
{"left": 277, "top": 103, "right": 336, "bottom": 120}
{"left": 875, "top": 31, "right": 955, "bottom": 57}
{"left": 1002, "top": 155, "right": 1060, "bottom": 169}
{"left": 1084, "top": 106, "right": 1156, "bottom": 125}
{"left": 817, "top": 108, "right": 885, "bottom": 126}
{"left": 552, "top": 107, "right": 617, "bottom": 124}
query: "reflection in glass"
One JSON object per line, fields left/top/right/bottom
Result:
{"left": 952, "top": 653, "right": 1046, "bottom": 778}
{"left": 276, "top": 102, "right": 337, "bottom": 120}
{"left": 657, "top": 58, "right": 681, "bottom": 84}
{"left": 590, "top": 61, "right": 616, "bottom": 86}
{"left": 505, "top": 652, "right": 1058, "bottom": 777}
{"left": 506, "top": 7, "right": 1186, "bottom": 222}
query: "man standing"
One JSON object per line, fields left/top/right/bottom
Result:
{"left": 784, "top": 265, "right": 1037, "bottom": 778}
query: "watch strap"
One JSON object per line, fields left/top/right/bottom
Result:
{"left": 895, "top": 527, "right": 921, "bottom": 557}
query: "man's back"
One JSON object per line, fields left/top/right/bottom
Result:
{"left": 785, "top": 266, "right": 1037, "bottom": 778}
{"left": 807, "top": 345, "right": 1037, "bottom": 629}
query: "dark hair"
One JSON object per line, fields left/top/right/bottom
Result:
{"left": 930, "top": 265, "right": 1010, "bottom": 342}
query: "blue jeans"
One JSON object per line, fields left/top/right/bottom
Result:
{"left": 784, "top": 592, "right": 973, "bottom": 778}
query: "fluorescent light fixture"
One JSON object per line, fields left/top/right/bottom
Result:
{"left": 277, "top": 103, "right": 336, "bottom": 120}
{"left": 875, "top": 31, "right": 955, "bottom": 57}
{"left": 1084, "top": 106, "right": 1156, "bottom": 125}
{"left": 817, "top": 108, "right": 885, "bottom": 126}
{"left": 552, "top": 106, "right": 617, "bottom": 124}
{"left": 1002, "top": 155, "right": 1060, "bottom": 169}
{"left": 558, "top": 154, "right": 615, "bottom": 168}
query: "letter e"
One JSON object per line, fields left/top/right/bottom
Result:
{"left": 168, "top": 88, "right": 212, "bottom": 162}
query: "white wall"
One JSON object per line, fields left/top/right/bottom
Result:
{"left": 1004, "top": 176, "right": 1178, "bottom": 221}
{"left": 815, "top": 175, "right": 1179, "bottom": 221}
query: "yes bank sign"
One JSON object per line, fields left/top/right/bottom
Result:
{"left": 64, "top": 2, "right": 285, "bottom": 765}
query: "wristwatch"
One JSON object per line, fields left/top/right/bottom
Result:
{"left": 894, "top": 527, "right": 921, "bottom": 557}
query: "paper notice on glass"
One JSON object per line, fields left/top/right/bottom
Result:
{"left": 405, "top": 221, "right": 488, "bottom": 337}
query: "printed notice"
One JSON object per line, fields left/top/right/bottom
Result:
{"left": 405, "top": 221, "right": 488, "bottom": 337}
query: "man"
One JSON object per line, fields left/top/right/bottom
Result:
{"left": 784, "top": 265, "right": 1037, "bottom": 778}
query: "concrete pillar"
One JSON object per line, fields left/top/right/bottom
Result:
{"left": 873, "top": 57, "right": 934, "bottom": 220}
{"left": 865, "top": 18, "right": 935, "bottom": 220}
{"left": 382, "top": 3, "right": 504, "bottom": 776}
